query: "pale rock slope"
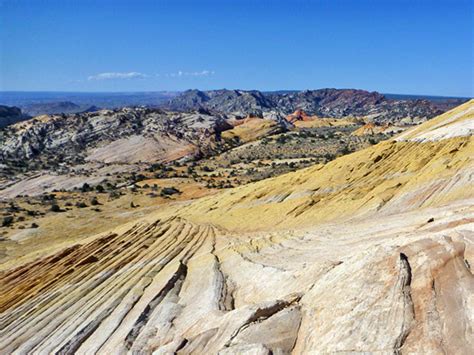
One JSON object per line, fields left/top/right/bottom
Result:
{"left": 0, "top": 100, "right": 473, "bottom": 354}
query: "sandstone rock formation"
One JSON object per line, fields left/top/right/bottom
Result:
{"left": 352, "top": 122, "right": 390, "bottom": 136}
{"left": 221, "top": 117, "right": 285, "bottom": 143}
{"left": 284, "top": 109, "right": 315, "bottom": 123}
{"left": 0, "top": 108, "right": 233, "bottom": 164}
{"left": 0, "top": 100, "right": 473, "bottom": 354}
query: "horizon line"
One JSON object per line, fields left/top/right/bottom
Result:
{"left": 0, "top": 89, "right": 471, "bottom": 100}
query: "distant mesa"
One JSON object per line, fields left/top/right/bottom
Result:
{"left": 21, "top": 101, "right": 82, "bottom": 116}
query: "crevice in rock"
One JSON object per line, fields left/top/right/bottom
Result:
{"left": 393, "top": 253, "right": 415, "bottom": 354}
{"left": 225, "top": 294, "right": 302, "bottom": 347}
{"left": 430, "top": 279, "right": 447, "bottom": 354}
{"left": 231, "top": 246, "right": 288, "bottom": 272}
{"left": 125, "top": 261, "right": 188, "bottom": 350}
{"left": 289, "top": 308, "right": 303, "bottom": 353}
{"left": 215, "top": 255, "right": 236, "bottom": 312}
{"left": 174, "top": 338, "right": 188, "bottom": 354}
{"left": 211, "top": 234, "right": 235, "bottom": 311}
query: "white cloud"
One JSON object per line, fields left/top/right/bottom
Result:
{"left": 87, "top": 72, "right": 148, "bottom": 81}
{"left": 167, "top": 70, "right": 215, "bottom": 77}
{"left": 87, "top": 70, "right": 214, "bottom": 81}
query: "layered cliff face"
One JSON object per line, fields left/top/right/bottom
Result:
{"left": 0, "top": 101, "right": 473, "bottom": 354}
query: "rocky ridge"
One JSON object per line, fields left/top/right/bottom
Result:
{"left": 0, "top": 107, "right": 235, "bottom": 165}
{"left": 166, "top": 89, "right": 274, "bottom": 116}
{"left": 166, "top": 88, "right": 465, "bottom": 123}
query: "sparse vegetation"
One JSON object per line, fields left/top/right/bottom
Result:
{"left": 161, "top": 187, "right": 181, "bottom": 196}
{"left": 50, "top": 204, "right": 62, "bottom": 212}
{"left": 2, "top": 216, "right": 14, "bottom": 227}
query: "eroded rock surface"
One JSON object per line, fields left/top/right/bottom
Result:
{"left": 0, "top": 203, "right": 472, "bottom": 354}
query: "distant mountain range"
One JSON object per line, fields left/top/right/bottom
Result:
{"left": 20, "top": 101, "right": 84, "bottom": 116}
{"left": 0, "top": 91, "right": 178, "bottom": 107}
{"left": 0, "top": 89, "right": 469, "bottom": 125}
{"left": 164, "top": 89, "right": 469, "bottom": 123}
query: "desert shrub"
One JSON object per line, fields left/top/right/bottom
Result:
{"left": 341, "top": 146, "right": 352, "bottom": 155}
{"left": 41, "top": 194, "right": 56, "bottom": 202}
{"left": 149, "top": 163, "right": 164, "bottom": 172}
{"left": 2, "top": 216, "right": 14, "bottom": 227}
{"left": 135, "top": 174, "right": 147, "bottom": 182}
{"left": 76, "top": 201, "right": 88, "bottom": 208}
{"left": 109, "top": 191, "right": 121, "bottom": 200}
{"left": 90, "top": 197, "right": 100, "bottom": 206}
{"left": 161, "top": 187, "right": 180, "bottom": 196}
{"left": 105, "top": 182, "right": 115, "bottom": 189}
{"left": 50, "top": 204, "right": 62, "bottom": 212}
{"left": 276, "top": 135, "right": 288, "bottom": 144}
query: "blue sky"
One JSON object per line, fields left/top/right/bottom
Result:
{"left": 1, "top": 0, "right": 472, "bottom": 96}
